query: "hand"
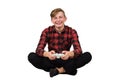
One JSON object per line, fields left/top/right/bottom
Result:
{"left": 43, "top": 50, "right": 56, "bottom": 60}
{"left": 50, "top": 50, "right": 56, "bottom": 54}
{"left": 61, "top": 51, "right": 74, "bottom": 60}
{"left": 61, "top": 51, "right": 70, "bottom": 60}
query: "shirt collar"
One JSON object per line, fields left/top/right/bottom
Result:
{"left": 53, "top": 25, "right": 66, "bottom": 33}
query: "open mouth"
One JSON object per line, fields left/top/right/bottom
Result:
{"left": 55, "top": 22, "right": 63, "bottom": 25}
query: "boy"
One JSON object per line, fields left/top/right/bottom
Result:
{"left": 28, "top": 8, "right": 92, "bottom": 77}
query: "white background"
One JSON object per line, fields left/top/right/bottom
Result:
{"left": 0, "top": 0, "right": 120, "bottom": 80}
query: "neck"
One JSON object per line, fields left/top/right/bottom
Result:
{"left": 55, "top": 26, "right": 64, "bottom": 32}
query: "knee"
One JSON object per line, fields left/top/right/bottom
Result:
{"left": 28, "top": 52, "right": 36, "bottom": 61}
{"left": 84, "top": 52, "right": 92, "bottom": 62}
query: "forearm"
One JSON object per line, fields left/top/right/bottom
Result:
{"left": 73, "top": 49, "right": 82, "bottom": 57}
{"left": 36, "top": 48, "right": 45, "bottom": 56}
{"left": 43, "top": 50, "right": 55, "bottom": 57}
{"left": 72, "top": 29, "right": 82, "bottom": 57}
{"left": 36, "top": 28, "right": 48, "bottom": 56}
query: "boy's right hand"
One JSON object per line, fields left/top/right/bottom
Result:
{"left": 43, "top": 50, "right": 56, "bottom": 60}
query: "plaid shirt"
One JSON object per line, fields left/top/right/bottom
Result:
{"left": 36, "top": 25, "right": 82, "bottom": 57}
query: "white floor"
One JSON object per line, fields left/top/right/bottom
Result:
{"left": 0, "top": 0, "right": 120, "bottom": 80}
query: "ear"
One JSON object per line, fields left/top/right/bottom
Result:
{"left": 51, "top": 18, "right": 54, "bottom": 24}
{"left": 64, "top": 16, "right": 67, "bottom": 22}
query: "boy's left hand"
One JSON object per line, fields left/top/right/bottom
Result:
{"left": 61, "top": 51, "right": 74, "bottom": 60}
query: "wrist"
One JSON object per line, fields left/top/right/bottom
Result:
{"left": 69, "top": 51, "right": 74, "bottom": 58}
{"left": 43, "top": 51, "right": 49, "bottom": 57}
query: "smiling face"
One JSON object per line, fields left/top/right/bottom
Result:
{"left": 51, "top": 11, "right": 67, "bottom": 28}
{"left": 50, "top": 8, "right": 67, "bottom": 29}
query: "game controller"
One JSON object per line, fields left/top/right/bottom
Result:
{"left": 53, "top": 53, "right": 64, "bottom": 59}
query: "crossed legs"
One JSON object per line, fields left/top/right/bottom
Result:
{"left": 28, "top": 52, "right": 92, "bottom": 77}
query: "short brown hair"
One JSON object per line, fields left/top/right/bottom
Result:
{"left": 50, "top": 8, "right": 66, "bottom": 18}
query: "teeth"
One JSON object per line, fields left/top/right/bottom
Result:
{"left": 56, "top": 23, "right": 62, "bottom": 25}
{"left": 57, "top": 23, "right": 61, "bottom": 25}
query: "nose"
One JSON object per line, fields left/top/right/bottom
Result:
{"left": 56, "top": 18, "right": 60, "bottom": 21}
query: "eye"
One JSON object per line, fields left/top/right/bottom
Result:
{"left": 54, "top": 17, "right": 57, "bottom": 19}
{"left": 59, "top": 16, "right": 63, "bottom": 18}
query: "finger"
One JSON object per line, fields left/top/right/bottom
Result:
{"left": 51, "top": 57, "right": 56, "bottom": 60}
{"left": 62, "top": 51, "right": 66, "bottom": 54}
{"left": 61, "top": 56, "right": 67, "bottom": 60}
{"left": 52, "top": 51, "right": 55, "bottom": 54}
{"left": 61, "top": 56, "right": 65, "bottom": 60}
{"left": 50, "top": 51, "right": 54, "bottom": 54}
{"left": 62, "top": 57, "right": 67, "bottom": 60}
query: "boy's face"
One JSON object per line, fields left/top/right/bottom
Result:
{"left": 51, "top": 12, "right": 67, "bottom": 28}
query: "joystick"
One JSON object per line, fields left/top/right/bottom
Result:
{"left": 53, "top": 53, "right": 64, "bottom": 59}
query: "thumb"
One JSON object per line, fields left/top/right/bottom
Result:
{"left": 50, "top": 50, "right": 55, "bottom": 54}
{"left": 62, "top": 51, "right": 67, "bottom": 54}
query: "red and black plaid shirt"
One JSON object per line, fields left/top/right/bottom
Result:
{"left": 36, "top": 25, "right": 82, "bottom": 57}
